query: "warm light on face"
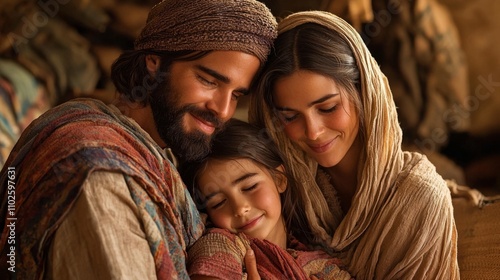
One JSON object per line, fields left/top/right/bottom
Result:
{"left": 197, "top": 158, "right": 287, "bottom": 246}
{"left": 273, "top": 70, "right": 360, "bottom": 168}
{"left": 150, "top": 51, "right": 261, "bottom": 161}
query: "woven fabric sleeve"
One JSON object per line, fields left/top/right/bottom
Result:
{"left": 187, "top": 228, "right": 247, "bottom": 279}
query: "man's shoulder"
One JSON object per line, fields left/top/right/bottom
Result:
{"left": 7, "top": 97, "right": 162, "bottom": 183}
{"left": 22, "top": 97, "right": 117, "bottom": 138}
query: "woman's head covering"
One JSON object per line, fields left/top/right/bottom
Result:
{"left": 250, "top": 11, "right": 403, "bottom": 247}
{"left": 251, "top": 12, "right": 459, "bottom": 279}
{"left": 134, "top": 0, "right": 278, "bottom": 64}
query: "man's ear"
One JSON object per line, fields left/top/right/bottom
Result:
{"left": 276, "top": 164, "right": 287, "bottom": 193}
{"left": 145, "top": 54, "right": 161, "bottom": 77}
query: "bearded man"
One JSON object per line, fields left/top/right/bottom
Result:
{"left": 0, "top": 0, "right": 277, "bottom": 279}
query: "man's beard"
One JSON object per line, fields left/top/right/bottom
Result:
{"left": 149, "top": 79, "right": 225, "bottom": 162}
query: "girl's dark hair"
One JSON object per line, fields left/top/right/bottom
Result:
{"left": 180, "top": 118, "right": 313, "bottom": 243}
{"left": 255, "top": 22, "right": 364, "bottom": 134}
{"left": 110, "top": 50, "right": 210, "bottom": 105}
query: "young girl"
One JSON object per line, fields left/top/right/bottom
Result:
{"left": 181, "top": 119, "right": 352, "bottom": 280}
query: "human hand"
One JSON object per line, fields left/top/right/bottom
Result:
{"left": 244, "top": 248, "right": 260, "bottom": 280}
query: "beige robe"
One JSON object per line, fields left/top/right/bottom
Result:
{"left": 316, "top": 153, "right": 458, "bottom": 279}
{"left": 46, "top": 172, "right": 157, "bottom": 279}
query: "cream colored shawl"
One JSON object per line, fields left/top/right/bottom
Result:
{"left": 249, "top": 11, "right": 459, "bottom": 279}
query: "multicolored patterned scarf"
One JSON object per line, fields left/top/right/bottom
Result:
{"left": 188, "top": 228, "right": 352, "bottom": 279}
{"left": 0, "top": 98, "right": 203, "bottom": 279}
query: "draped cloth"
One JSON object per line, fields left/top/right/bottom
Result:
{"left": 249, "top": 11, "right": 459, "bottom": 279}
{"left": 187, "top": 228, "right": 353, "bottom": 280}
{"left": 0, "top": 98, "right": 203, "bottom": 279}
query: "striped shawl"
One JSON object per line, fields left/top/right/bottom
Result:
{"left": 0, "top": 98, "right": 203, "bottom": 279}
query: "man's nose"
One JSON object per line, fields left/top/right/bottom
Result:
{"left": 206, "top": 90, "right": 235, "bottom": 121}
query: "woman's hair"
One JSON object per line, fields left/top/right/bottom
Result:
{"left": 250, "top": 12, "right": 404, "bottom": 247}
{"left": 255, "top": 22, "right": 364, "bottom": 135}
{"left": 110, "top": 50, "right": 210, "bottom": 105}
{"left": 180, "top": 118, "right": 313, "bottom": 243}
{"left": 249, "top": 22, "right": 366, "bottom": 242}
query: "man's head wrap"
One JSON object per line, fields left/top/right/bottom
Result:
{"left": 134, "top": 0, "right": 278, "bottom": 64}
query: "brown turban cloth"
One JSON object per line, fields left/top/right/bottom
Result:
{"left": 134, "top": 0, "right": 278, "bottom": 63}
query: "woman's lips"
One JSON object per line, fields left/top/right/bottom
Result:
{"left": 308, "top": 139, "right": 334, "bottom": 153}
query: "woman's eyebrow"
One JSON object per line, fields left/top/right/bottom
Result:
{"left": 275, "top": 93, "right": 339, "bottom": 111}
{"left": 307, "top": 93, "right": 339, "bottom": 107}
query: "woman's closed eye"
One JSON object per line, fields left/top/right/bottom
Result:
{"left": 319, "top": 105, "right": 338, "bottom": 113}
{"left": 279, "top": 113, "right": 298, "bottom": 123}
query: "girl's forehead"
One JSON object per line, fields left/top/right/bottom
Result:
{"left": 197, "top": 158, "right": 262, "bottom": 189}
{"left": 204, "top": 158, "right": 254, "bottom": 173}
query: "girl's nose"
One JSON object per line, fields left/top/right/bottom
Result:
{"left": 232, "top": 197, "right": 251, "bottom": 217}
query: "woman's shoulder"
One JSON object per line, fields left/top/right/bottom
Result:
{"left": 399, "top": 152, "right": 448, "bottom": 188}
{"left": 393, "top": 151, "right": 451, "bottom": 204}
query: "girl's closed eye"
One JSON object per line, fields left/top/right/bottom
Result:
{"left": 207, "top": 197, "right": 226, "bottom": 210}
{"left": 243, "top": 183, "right": 258, "bottom": 191}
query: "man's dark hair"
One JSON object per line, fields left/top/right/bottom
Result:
{"left": 110, "top": 50, "right": 209, "bottom": 105}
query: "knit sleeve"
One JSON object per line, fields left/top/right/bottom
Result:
{"left": 187, "top": 228, "right": 247, "bottom": 279}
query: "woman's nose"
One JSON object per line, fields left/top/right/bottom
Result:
{"left": 305, "top": 117, "right": 323, "bottom": 140}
